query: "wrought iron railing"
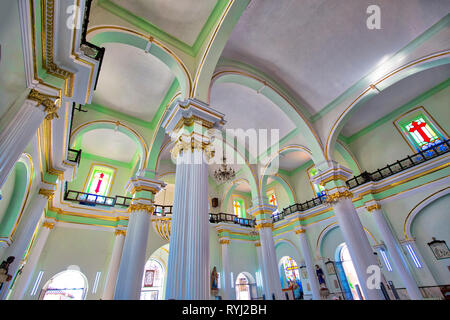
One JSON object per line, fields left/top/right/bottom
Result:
{"left": 276, "top": 139, "right": 449, "bottom": 222}
{"left": 80, "top": 0, "right": 105, "bottom": 89}
{"left": 67, "top": 148, "right": 82, "bottom": 165}
{"left": 346, "top": 138, "right": 449, "bottom": 189}
{"left": 64, "top": 189, "right": 116, "bottom": 207}
{"left": 209, "top": 213, "right": 256, "bottom": 228}
{"left": 275, "top": 195, "right": 326, "bottom": 222}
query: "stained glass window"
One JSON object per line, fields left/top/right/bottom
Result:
{"left": 308, "top": 167, "right": 326, "bottom": 199}
{"left": 233, "top": 199, "right": 244, "bottom": 217}
{"left": 280, "top": 256, "right": 301, "bottom": 283}
{"left": 85, "top": 166, "right": 114, "bottom": 196}
{"left": 267, "top": 190, "right": 278, "bottom": 208}
{"left": 404, "top": 117, "right": 441, "bottom": 151}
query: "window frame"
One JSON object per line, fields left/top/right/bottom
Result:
{"left": 82, "top": 163, "right": 117, "bottom": 197}
{"left": 394, "top": 106, "right": 448, "bottom": 153}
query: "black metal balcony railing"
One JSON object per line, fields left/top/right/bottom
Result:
{"left": 67, "top": 148, "right": 82, "bottom": 165}
{"left": 275, "top": 195, "right": 326, "bottom": 222}
{"left": 209, "top": 213, "right": 256, "bottom": 228}
{"left": 346, "top": 139, "right": 449, "bottom": 189}
{"left": 65, "top": 190, "right": 116, "bottom": 207}
{"left": 277, "top": 139, "right": 450, "bottom": 222}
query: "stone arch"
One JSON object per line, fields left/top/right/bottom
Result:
{"left": 70, "top": 120, "right": 148, "bottom": 170}
{"left": 316, "top": 222, "right": 378, "bottom": 259}
{"left": 403, "top": 187, "right": 450, "bottom": 239}
{"left": 260, "top": 145, "right": 312, "bottom": 200}
{"left": 325, "top": 51, "right": 450, "bottom": 161}
{"left": 210, "top": 69, "right": 326, "bottom": 165}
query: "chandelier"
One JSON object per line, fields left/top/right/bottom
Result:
{"left": 214, "top": 156, "right": 236, "bottom": 183}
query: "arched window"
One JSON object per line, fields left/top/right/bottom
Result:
{"left": 235, "top": 273, "right": 251, "bottom": 300}
{"left": 338, "top": 243, "right": 364, "bottom": 300}
{"left": 140, "top": 259, "right": 164, "bottom": 300}
{"left": 40, "top": 270, "right": 88, "bottom": 300}
{"left": 279, "top": 256, "right": 303, "bottom": 299}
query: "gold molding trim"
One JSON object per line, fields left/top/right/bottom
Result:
{"left": 128, "top": 203, "right": 154, "bottom": 214}
{"left": 28, "top": 89, "right": 60, "bottom": 120}
{"left": 219, "top": 239, "right": 230, "bottom": 245}
{"left": 170, "top": 136, "right": 214, "bottom": 159}
{"left": 114, "top": 230, "right": 127, "bottom": 236}
{"left": 325, "top": 190, "right": 353, "bottom": 204}
{"left": 255, "top": 222, "right": 273, "bottom": 230}
{"left": 42, "top": 221, "right": 55, "bottom": 229}
{"left": 39, "top": 188, "right": 55, "bottom": 199}
{"left": 366, "top": 203, "right": 381, "bottom": 212}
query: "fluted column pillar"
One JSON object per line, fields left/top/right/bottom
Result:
{"left": 114, "top": 177, "right": 165, "bottom": 300}
{"left": 0, "top": 89, "right": 60, "bottom": 189}
{"left": 219, "top": 238, "right": 232, "bottom": 300}
{"left": 255, "top": 242, "right": 266, "bottom": 298}
{"left": 367, "top": 203, "right": 423, "bottom": 300}
{"left": 295, "top": 228, "right": 321, "bottom": 300}
{"left": 162, "top": 98, "right": 225, "bottom": 300}
{"left": 248, "top": 204, "right": 284, "bottom": 300}
{"left": 8, "top": 221, "right": 55, "bottom": 300}
{"left": 312, "top": 162, "right": 385, "bottom": 300}
{"left": 0, "top": 185, "right": 55, "bottom": 299}
{"left": 102, "top": 229, "right": 126, "bottom": 300}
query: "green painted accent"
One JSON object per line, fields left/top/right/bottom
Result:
{"left": 97, "top": 0, "right": 229, "bottom": 57}
{"left": 82, "top": 152, "right": 134, "bottom": 169}
{"left": 85, "top": 103, "right": 152, "bottom": 128}
{"left": 0, "top": 162, "right": 27, "bottom": 237}
{"left": 311, "top": 14, "right": 450, "bottom": 122}
{"left": 46, "top": 209, "right": 128, "bottom": 228}
{"left": 344, "top": 78, "right": 450, "bottom": 144}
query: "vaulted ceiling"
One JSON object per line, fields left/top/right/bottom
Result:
{"left": 86, "top": 0, "right": 450, "bottom": 174}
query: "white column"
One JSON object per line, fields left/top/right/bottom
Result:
{"left": 102, "top": 230, "right": 126, "bottom": 300}
{"left": 369, "top": 204, "right": 423, "bottom": 300}
{"left": 329, "top": 194, "right": 385, "bottom": 300}
{"left": 8, "top": 221, "right": 54, "bottom": 300}
{"left": 114, "top": 209, "right": 150, "bottom": 300}
{"left": 114, "top": 177, "right": 164, "bottom": 300}
{"left": 162, "top": 98, "right": 224, "bottom": 300}
{"left": 220, "top": 239, "right": 232, "bottom": 300}
{"left": 296, "top": 229, "right": 321, "bottom": 300}
{"left": 255, "top": 242, "right": 266, "bottom": 299}
{"left": 0, "top": 187, "right": 54, "bottom": 299}
{"left": 166, "top": 148, "right": 210, "bottom": 300}
{"left": 0, "top": 90, "right": 58, "bottom": 189}
{"left": 258, "top": 225, "right": 284, "bottom": 300}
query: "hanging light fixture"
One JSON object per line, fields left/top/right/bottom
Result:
{"left": 214, "top": 156, "right": 236, "bottom": 183}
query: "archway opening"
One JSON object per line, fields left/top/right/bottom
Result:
{"left": 335, "top": 243, "right": 364, "bottom": 300}
{"left": 235, "top": 272, "right": 256, "bottom": 300}
{"left": 140, "top": 258, "right": 165, "bottom": 300}
{"left": 40, "top": 270, "right": 88, "bottom": 300}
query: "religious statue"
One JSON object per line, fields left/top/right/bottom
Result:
{"left": 0, "top": 256, "right": 15, "bottom": 290}
{"left": 315, "top": 264, "right": 326, "bottom": 285}
{"left": 210, "top": 266, "right": 219, "bottom": 296}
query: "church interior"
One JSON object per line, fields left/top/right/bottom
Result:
{"left": 0, "top": 0, "right": 449, "bottom": 301}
